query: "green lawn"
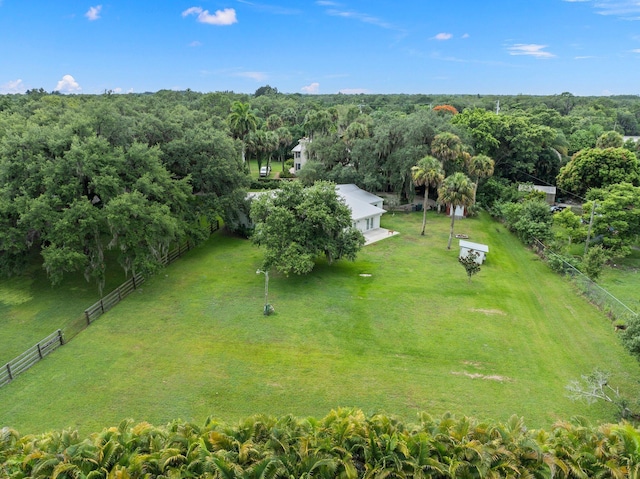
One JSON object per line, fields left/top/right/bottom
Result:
{"left": 0, "top": 251, "right": 127, "bottom": 363}
{"left": 598, "top": 248, "right": 640, "bottom": 313}
{"left": 1, "top": 212, "right": 639, "bottom": 435}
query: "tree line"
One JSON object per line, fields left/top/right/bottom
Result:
{"left": 1, "top": 88, "right": 640, "bottom": 291}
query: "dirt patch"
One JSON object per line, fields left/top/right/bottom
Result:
{"left": 470, "top": 308, "right": 506, "bottom": 316}
{"left": 462, "top": 360, "right": 483, "bottom": 368}
{"left": 451, "top": 371, "right": 512, "bottom": 382}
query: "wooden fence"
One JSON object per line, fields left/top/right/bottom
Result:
{"left": 0, "top": 330, "right": 64, "bottom": 387}
{"left": 1, "top": 220, "right": 219, "bottom": 388}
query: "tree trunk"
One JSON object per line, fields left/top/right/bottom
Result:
{"left": 447, "top": 208, "right": 455, "bottom": 250}
{"left": 420, "top": 193, "right": 428, "bottom": 235}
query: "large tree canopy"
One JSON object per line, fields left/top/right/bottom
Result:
{"left": 557, "top": 147, "right": 640, "bottom": 197}
{"left": 585, "top": 182, "right": 640, "bottom": 258}
{"left": 250, "top": 181, "right": 364, "bottom": 275}
{"left": 0, "top": 93, "right": 248, "bottom": 290}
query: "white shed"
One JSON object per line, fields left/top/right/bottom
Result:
{"left": 459, "top": 240, "right": 489, "bottom": 264}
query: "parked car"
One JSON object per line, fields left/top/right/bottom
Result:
{"left": 259, "top": 166, "right": 271, "bottom": 177}
{"left": 550, "top": 205, "right": 566, "bottom": 213}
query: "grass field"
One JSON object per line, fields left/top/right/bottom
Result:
{"left": 1, "top": 211, "right": 639, "bottom": 435}
{"left": 0, "top": 251, "right": 127, "bottom": 363}
{"left": 598, "top": 248, "right": 640, "bottom": 314}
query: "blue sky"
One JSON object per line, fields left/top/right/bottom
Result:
{"left": 1, "top": 0, "right": 639, "bottom": 96}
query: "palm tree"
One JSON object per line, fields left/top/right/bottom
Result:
{"left": 275, "top": 126, "right": 293, "bottom": 171}
{"left": 467, "top": 154, "right": 495, "bottom": 204}
{"left": 303, "top": 110, "right": 334, "bottom": 140}
{"left": 227, "top": 101, "right": 258, "bottom": 170}
{"left": 430, "top": 132, "right": 463, "bottom": 173}
{"left": 411, "top": 156, "right": 444, "bottom": 236}
{"left": 438, "top": 172, "right": 474, "bottom": 249}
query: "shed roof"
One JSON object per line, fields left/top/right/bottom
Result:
{"left": 518, "top": 184, "right": 557, "bottom": 195}
{"left": 459, "top": 240, "right": 489, "bottom": 253}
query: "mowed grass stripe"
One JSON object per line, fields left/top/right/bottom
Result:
{"left": 0, "top": 212, "right": 638, "bottom": 434}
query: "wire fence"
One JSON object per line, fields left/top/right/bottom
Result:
{"left": 532, "top": 238, "right": 638, "bottom": 324}
{"left": 1, "top": 221, "right": 219, "bottom": 388}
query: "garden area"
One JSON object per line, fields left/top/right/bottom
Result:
{"left": 1, "top": 211, "right": 639, "bottom": 435}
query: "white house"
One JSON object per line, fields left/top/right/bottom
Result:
{"left": 242, "top": 184, "right": 386, "bottom": 237}
{"left": 336, "top": 184, "right": 386, "bottom": 234}
{"left": 291, "top": 138, "right": 310, "bottom": 172}
{"left": 459, "top": 240, "right": 489, "bottom": 264}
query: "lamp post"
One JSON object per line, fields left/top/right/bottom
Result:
{"left": 256, "top": 269, "right": 271, "bottom": 315}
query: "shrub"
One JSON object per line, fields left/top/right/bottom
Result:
{"left": 547, "top": 252, "right": 581, "bottom": 275}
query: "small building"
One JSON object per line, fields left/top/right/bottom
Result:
{"left": 518, "top": 184, "right": 557, "bottom": 205}
{"left": 459, "top": 240, "right": 489, "bottom": 264}
{"left": 291, "top": 138, "right": 310, "bottom": 172}
{"left": 336, "top": 184, "right": 386, "bottom": 234}
{"left": 446, "top": 204, "right": 467, "bottom": 218}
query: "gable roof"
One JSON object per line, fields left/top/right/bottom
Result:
{"left": 335, "top": 184, "right": 385, "bottom": 221}
{"left": 336, "top": 184, "right": 384, "bottom": 204}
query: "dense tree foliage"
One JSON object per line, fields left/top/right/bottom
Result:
{"left": 2, "top": 89, "right": 640, "bottom": 285}
{"left": 557, "top": 147, "right": 640, "bottom": 197}
{"left": 250, "top": 181, "right": 364, "bottom": 275}
{"left": 584, "top": 183, "right": 640, "bottom": 258}
{"left": 3, "top": 409, "right": 640, "bottom": 478}
{"left": 0, "top": 92, "right": 249, "bottom": 290}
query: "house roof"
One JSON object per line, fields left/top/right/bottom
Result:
{"left": 459, "top": 240, "right": 489, "bottom": 253}
{"left": 336, "top": 184, "right": 384, "bottom": 204}
{"left": 291, "top": 144, "right": 302, "bottom": 152}
{"left": 336, "top": 184, "right": 386, "bottom": 221}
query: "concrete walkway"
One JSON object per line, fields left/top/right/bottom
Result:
{"left": 363, "top": 228, "right": 399, "bottom": 246}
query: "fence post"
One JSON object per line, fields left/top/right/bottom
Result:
{"left": 58, "top": 329, "right": 64, "bottom": 345}
{"left": 6, "top": 363, "right": 12, "bottom": 381}
{"left": 85, "top": 310, "right": 91, "bottom": 325}
{"left": 100, "top": 299, "right": 104, "bottom": 314}
{"left": 37, "top": 343, "right": 43, "bottom": 359}
{"left": 132, "top": 274, "right": 137, "bottom": 290}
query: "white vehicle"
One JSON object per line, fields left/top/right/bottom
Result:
{"left": 259, "top": 166, "right": 271, "bottom": 177}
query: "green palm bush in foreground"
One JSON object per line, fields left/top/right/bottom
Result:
{"left": 3, "top": 409, "right": 640, "bottom": 478}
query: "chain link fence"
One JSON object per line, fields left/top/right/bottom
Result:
{"left": 532, "top": 239, "right": 638, "bottom": 324}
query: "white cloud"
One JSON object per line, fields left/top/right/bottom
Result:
{"left": 235, "top": 71, "right": 267, "bottom": 81}
{"left": 0, "top": 79, "right": 26, "bottom": 94}
{"left": 462, "top": 33, "right": 470, "bottom": 39}
{"left": 632, "top": 49, "right": 640, "bottom": 53}
{"left": 507, "top": 44, "right": 555, "bottom": 58}
{"left": 301, "top": 82, "right": 320, "bottom": 94}
{"left": 434, "top": 32, "right": 452, "bottom": 41}
{"left": 189, "top": 40, "right": 202, "bottom": 47}
{"left": 85, "top": 5, "right": 102, "bottom": 21}
{"left": 54, "top": 74, "right": 82, "bottom": 93}
{"left": 565, "top": 0, "right": 640, "bottom": 20}
{"left": 182, "top": 6, "right": 237, "bottom": 25}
